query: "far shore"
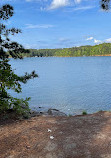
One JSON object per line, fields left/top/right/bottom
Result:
{"left": 28, "top": 54, "right": 111, "bottom": 57}
{"left": 91, "top": 54, "right": 111, "bottom": 56}
{"left": 9, "top": 54, "right": 111, "bottom": 58}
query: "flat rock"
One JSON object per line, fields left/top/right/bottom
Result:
{"left": 47, "top": 109, "right": 67, "bottom": 116}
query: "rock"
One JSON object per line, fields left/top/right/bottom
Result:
{"left": 45, "top": 141, "right": 57, "bottom": 151}
{"left": 29, "top": 108, "right": 67, "bottom": 118}
{"left": 40, "top": 112, "right": 43, "bottom": 114}
{"left": 48, "top": 109, "right": 52, "bottom": 115}
{"left": 29, "top": 111, "right": 40, "bottom": 117}
{"left": 26, "top": 145, "right": 31, "bottom": 149}
{"left": 47, "top": 109, "right": 67, "bottom": 116}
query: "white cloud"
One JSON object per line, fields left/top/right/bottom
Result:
{"left": 1, "top": 0, "right": 14, "bottom": 1}
{"left": 25, "top": 0, "right": 38, "bottom": 1}
{"left": 25, "top": 0, "right": 39, "bottom": 1}
{"left": 86, "top": 36, "right": 93, "bottom": 41}
{"left": 75, "top": 0, "right": 81, "bottom": 4}
{"left": 65, "top": 5, "right": 95, "bottom": 12}
{"left": 94, "top": 39, "right": 102, "bottom": 44}
{"left": 59, "top": 37, "right": 70, "bottom": 42}
{"left": 74, "top": 6, "right": 95, "bottom": 11}
{"left": 26, "top": 24, "right": 54, "bottom": 29}
{"left": 48, "top": 0, "right": 69, "bottom": 10}
{"left": 105, "top": 38, "right": 111, "bottom": 43}
{"left": 86, "top": 37, "right": 111, "bottom": 45}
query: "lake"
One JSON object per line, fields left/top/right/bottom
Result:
{"left": 9, "top": 57, "right": 111, "bottom": 115}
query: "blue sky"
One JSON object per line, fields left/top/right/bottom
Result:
{"left": 1, "top": 0, "right": 111, "bottom": 49}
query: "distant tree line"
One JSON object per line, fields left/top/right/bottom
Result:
{"left": 22, "top": 43, "right": 111, "bottom": 57}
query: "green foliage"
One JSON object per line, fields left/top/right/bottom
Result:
{"left": 82, "top": 111, "right": 87, "bottom": 115}
{"left": 0, "top": 4, "right": 38, "bottom": 115}
{"left": 23, "top": 43, "right": 111, "bottom": 57}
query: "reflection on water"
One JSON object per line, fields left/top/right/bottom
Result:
{"left": 9, "top": 57, "right": 111, "bottom": 115}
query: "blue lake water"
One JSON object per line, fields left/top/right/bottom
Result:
{"left": 9, "top": 57, "right": 111, "bottom": 115}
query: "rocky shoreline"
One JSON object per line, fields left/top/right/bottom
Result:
{"left": 29, "top": 108, "right": 67, "bottom": 117}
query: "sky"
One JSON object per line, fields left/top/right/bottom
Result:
{"left": 1, "top": 0, "right": 111, "bottom": 49}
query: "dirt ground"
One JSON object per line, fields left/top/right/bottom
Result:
{"left": 1, "top": 111, "right": 111, "bottom": 158}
